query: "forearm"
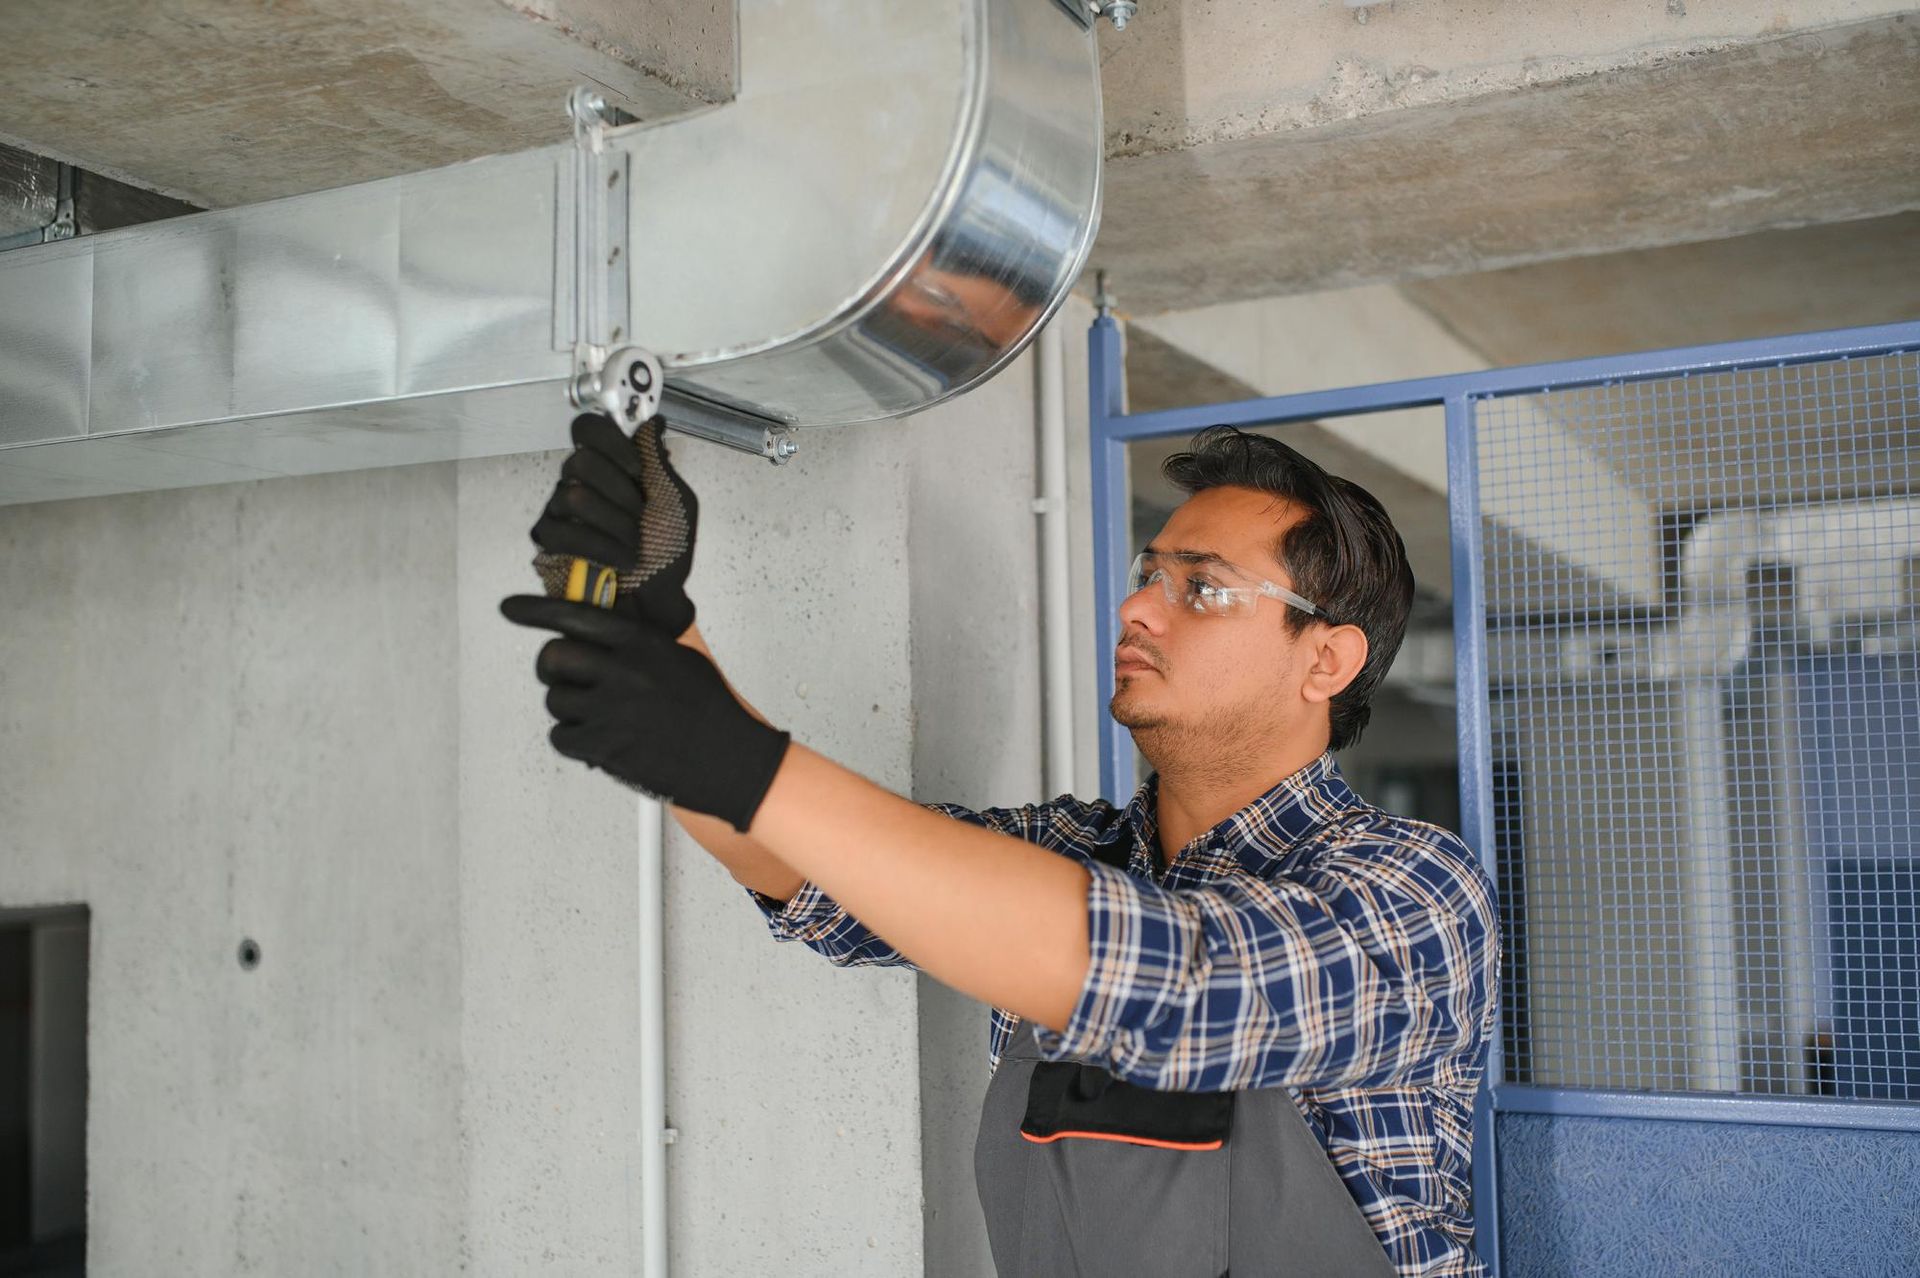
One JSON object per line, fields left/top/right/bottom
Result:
{"left": 670, "top": 622, "right": 806, "bottom": 903}
{"left": 747, "top": 740, "right": 1092, "bottom": 1032}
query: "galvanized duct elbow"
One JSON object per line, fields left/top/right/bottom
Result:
{"left": 0, "top": 0, "right": 1102, "bottom": 504}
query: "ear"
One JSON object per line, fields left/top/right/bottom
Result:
{"left": 1299, "top": 623, "right": 1370, "bottom": 706}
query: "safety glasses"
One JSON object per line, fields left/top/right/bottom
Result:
{"left": 1128, "top": 550, "right": 1336, "bottom": 623}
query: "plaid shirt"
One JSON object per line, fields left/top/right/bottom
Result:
{"left": 747, "top": 750, "right": 1500, "bottom": 1277}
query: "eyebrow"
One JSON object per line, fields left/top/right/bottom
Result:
{"left": 1142, "top": 544, "right": 1230, "bottom": 566}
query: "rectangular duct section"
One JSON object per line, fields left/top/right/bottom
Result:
{"left": 0, "top": 0, "right": 1101, "bottom": 505}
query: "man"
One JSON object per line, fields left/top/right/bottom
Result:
{"left": 503, "top": 416, "right": 1500, "bottom": 1277}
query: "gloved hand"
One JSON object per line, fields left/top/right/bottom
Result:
{"left": 529, "top": 411, "right": 699, "bottom": 639}
{"left": 497, "top": 594, "right": 792, "bottom": 832}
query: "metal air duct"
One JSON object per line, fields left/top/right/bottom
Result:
{"left": 0, "top": 0, "right": 1102, "bottom": 505}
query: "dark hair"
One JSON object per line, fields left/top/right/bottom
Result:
{"left": 1160, "top": 425, "right": 1415, "bottom": 751}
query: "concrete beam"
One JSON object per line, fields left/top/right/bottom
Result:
{"left": 0, "top": 0, "right": 731, "bottom": 207}
{"left": 1101, "top": 0, "right": 1910, "bottom": 156}
{"left": 1401, "top": 211, "right": 1920, "bottom": 367}
{"left": 1094, "top": 11, "right": 1920, "bottom": 312}
{"left": 1122, "top": 324, "right": 1458, "bottom": 604}
{"left": 1131, "top": 289, "right": 1665, "bottom": 613}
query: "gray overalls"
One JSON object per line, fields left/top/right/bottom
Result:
{"left": 973, "top": 840, "right": 1398, "bottom": 1277}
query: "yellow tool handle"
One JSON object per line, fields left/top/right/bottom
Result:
{"left": 555, "top": 345, "right": 663, "bottom": 613}
{"left": 565, "top": 556, "right": 620, "bottom": 609}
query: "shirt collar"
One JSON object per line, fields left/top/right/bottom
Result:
{"left": 1114, "top": 750, "right": 1361, "bottom": 871}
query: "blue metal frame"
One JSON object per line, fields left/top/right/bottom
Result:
{"left": 1086, "top": 311, "right": 1920, "bottom": 1276}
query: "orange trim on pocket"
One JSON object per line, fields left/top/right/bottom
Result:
{"left": 1020, "top": 1129, "right": 1223, "bottom": 1152}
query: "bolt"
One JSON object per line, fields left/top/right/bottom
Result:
{"left": 777, "top": 437, "right": 798, "bottom": 459}
{"left": 568, "top": 88, "right": 607, "bottom": 125}
{"left": 1094, "top": 268, "right": 1115, "bottom": 316}
{"left": 1103, "top": 0, "right": 1137, "bottom": 30}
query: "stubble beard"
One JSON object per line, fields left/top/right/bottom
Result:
{"left": 1114, "top": 684, "right": 1273, "bottom": 791}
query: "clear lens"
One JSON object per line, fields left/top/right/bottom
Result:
{"left": 1129, "top": 552, "right": 1255, "bottom": 617}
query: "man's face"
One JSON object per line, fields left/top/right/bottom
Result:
{"left": 1111, "top": 486, "right": 1323, "bottom": 777}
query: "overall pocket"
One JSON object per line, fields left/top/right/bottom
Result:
{"left": 1013, "top": 1058, "right": 1235, "bottom": 1277}
{"left": 1021, "top": 1060, "right": 1233, "bottom": 1150}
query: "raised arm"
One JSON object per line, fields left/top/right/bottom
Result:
{"left": 501, "top": 412, "right": 1094, "bottom": 1021}
{"left": 667, "top": 621, "right": 806, "bottom": 905}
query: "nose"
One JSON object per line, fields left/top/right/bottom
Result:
{"left": 1117, "top": 572, "right": 1169, "bottom": 633}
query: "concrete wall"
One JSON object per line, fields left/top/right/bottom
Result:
{"left": 0, "top": 370, "right": 1024, "bottom": 1267}
{"left": 907, "top": 347, "right": 1039, "bottom": 1278}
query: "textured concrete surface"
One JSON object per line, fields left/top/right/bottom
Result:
{"left": 650, "top": 418, "right": 924, "bottom": 1276}
{"left": 1095, "top": 14, "right": 1920, "bottom": 312}
{"left": 1401, "top": 210, "right": 1920, "bottom": 367}
{"left": 0, "top": 0, "right": 726, "bottom": 206}
{"left": 1130, "top": 283, "right": 1679, "bottom": 611}
{"left": 1099, "top": 0, "right": 1913, "bottom": 156}
{"left": 459, "top": 417, "right": 928, "bottom": 1273}
{"left": 0, "top": 466, "right": 467, "bottom": 1272}
{"left": 6, "top": 0, "right": 1910, "bottom": 320}
{"left": 906, "top": 345, "right": 1043, "bottom": 1278}
{"left": 0, "top": 402, "right": 937, "bottom": 1268}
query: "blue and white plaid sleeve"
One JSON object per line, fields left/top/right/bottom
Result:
{"left": 743, "top": 877, "right": 916, "bottom": 968}
{"left": 1029, "top": 825, "right": 1499, "bottom": 1094}
{"left": 742, "top": 799, "right": 1047, "bottom": 969}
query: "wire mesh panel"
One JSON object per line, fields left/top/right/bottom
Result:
{"left": 1477, "top": 352, "right": 1920, "bottom": 1101}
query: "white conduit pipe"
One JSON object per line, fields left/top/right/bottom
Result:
{"left": 1036, "top": 322, "right": 1077, "bottom": 799}
{"left": 638, "top": 797, "right": 671, "bottom": 1277}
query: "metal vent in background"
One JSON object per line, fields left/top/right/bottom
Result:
{"left": 1482, "top": 353, "right": 1920, "bottom": 1102}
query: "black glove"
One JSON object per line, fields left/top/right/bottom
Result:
{"left": 530, "top": 411, "right": 698, "bottom": 639}
{"left": 497, "top": 593, "right": 792, "bottom": 833}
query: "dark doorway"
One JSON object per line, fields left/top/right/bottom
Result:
{"left": 0, "top": 908, "right": 87, "bottom": 1278}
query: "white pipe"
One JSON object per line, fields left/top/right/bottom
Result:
{"left": 1036, "top": 321, "right": 1076, "bottom": 798}
{"left": 1680, "top": 681, "right": 1742, "bottom": 1091}
{"left": 638, "top": 796, "right": 671, "bottom": 1276}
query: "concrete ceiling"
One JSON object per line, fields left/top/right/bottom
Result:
{"left": 1401, "top": 211, "right": 1920, "bottom": 367}
{"left": 1090, "top": 12, "right": 1920, "bottom": 314}
{"left": 0, "top": 0, "right": 1913, "bottom": 318}
{"left": 0, "top": 0, "right": 730, "bottom": 206}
